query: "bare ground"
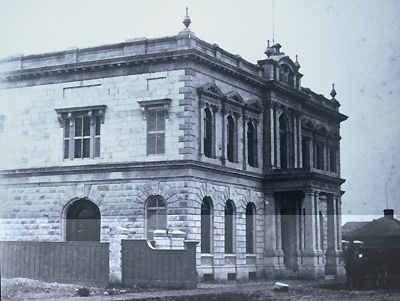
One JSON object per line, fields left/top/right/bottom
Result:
{"left": 2, "top": 277, "right": 400, "bottom": 301}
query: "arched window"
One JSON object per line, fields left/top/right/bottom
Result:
{"left": 315, "top": 143, "right": 323, "bottom": 170}
{"left": 247, "top": 121, "right": 257, "bottom": 167}
{"left": 225, "top": 200, "right": 235, "bottom": 254}
{"left": 201, "top": 197, "right": 213, "bottom": 253}
{"left": 279, "top": 116, "right": 288, "bottom": 169}
{"left": 204, "top": 108, "right": 213, "bottom": 158}
{"left": 66, "top": 199, "right": 100, "bottom": 242}
{"left": 227, "top": 115, "right": 235, "bottom": 163}
{"left": 329, "top": 147, "right": 337, "bottom": 172}
{"left": 146, "top": 196, "right": 167, "bottom": 240}
{"left": 301, "top": 137, "right": 309, "bottom": 168}
{"left": 246, "top": 202, "right": 256, "bottom": 254}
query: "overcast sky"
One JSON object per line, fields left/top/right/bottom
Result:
{"left": 1, "top": 0, "right": 399, "bottom": 223}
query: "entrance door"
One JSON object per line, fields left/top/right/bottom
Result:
{"left": 281, "top": 206, "right": 297, "bottom": 271}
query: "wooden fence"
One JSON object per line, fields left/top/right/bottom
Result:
{"left": 1, "top": 241, "right": 109, "bottom": 287}
{"left": 121, "top": 239, "right": 198, "bottom": 289}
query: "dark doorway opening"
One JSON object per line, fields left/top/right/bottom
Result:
{"left": 66, "top": 199, "right": 100, "bottom": 242}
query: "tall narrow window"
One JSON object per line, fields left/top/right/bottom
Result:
{"left": 329, "top": 147, "right": 336, "bottom": 172}
{"left": 301, "top": 137, "right": 309, "bottom": 168}
{"left": 201, "top": 197, "right": 213, "bottom": 253}
{"left": 74, "top": 116, "right": 91, "bottom": 158}
{"left": 146, "top": 196, "right": 167, "bottom": 240}
{"left": 246, "top": 202, "right": 255, "bottom": 254}
{"left": 66, "top": 199, "right": 100, "bottom": 242}
{"left": 64, "top": 119, "right": 70, "bottom": 160}
{"left": 204, "top": 108, "right": 213, "bottom": 158}
{"left": 279, "top": 116, "right": 288, "bottom": 169}
{"left": 56, "top": 105, "right": 106, "bottom": 161}
{"left": 225, "top": 200, "right": 235, "bottom": 254}
{"left": 247, "top": 121, "right": 257, "bottom": 167}
{"left": 319, "top": 211, "right": 324, "bottom": 250}
{"left": 315, "top": 143, "right": 323, "bottom": 170}
{"left": 227, "top": 115, "right": 235, "bottom": 162}
{"left": 147, "top": 110, "right": 166, "bottom": 155}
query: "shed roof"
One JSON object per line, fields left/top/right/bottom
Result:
{"left": 342, "top": 217, "right": 400, "bottom": 239}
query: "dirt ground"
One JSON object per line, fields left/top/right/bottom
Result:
{"left": 2, "top": 277, "right": 400, "bottom": 301}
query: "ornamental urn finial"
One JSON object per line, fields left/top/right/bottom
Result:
{"left": 295, "top": 55, "right": 301, "bottom": 68}
{"left": 330, "top": 83, "right": 337, "bottom": 99}
{"left": 265, "top": 40, "right": 274, "bottom": 57}
{"left": 183, "top": 7, "right": 191, "bottom": 28}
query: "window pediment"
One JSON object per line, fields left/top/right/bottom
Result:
{"left": 55, "top": 105, "right": 107, "bottom": 125}
{"left": 138, "top": 98, "right": 172, "bottom": 118}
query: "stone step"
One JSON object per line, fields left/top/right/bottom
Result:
{"left": 325, "top": 274, "right": 335, "bottom": 280}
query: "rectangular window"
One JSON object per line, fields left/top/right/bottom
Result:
{"left": 147, "top": 110, "right": 165, "bottom": 155}
{"left": 56, "top": 106, "right": 106, "bottom": 161}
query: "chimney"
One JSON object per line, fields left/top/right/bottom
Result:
{"left": 384, "top": 209, "right": 394, "bottom": 219}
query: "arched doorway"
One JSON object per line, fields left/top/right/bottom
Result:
{"left": 66, "top": 199, "right": 100, "bottom": 242}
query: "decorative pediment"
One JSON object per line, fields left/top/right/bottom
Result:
{"left": 225, "top": 91, "right": 244, "bottom": 106}
{"left": 318, "top": 125, "right": 329, "bottom": 135}
{"left": 244, "top": 99, "right": 263, "bottom": 114}
{"left": 197, "top": 83, "right": 225, "bottom": 99}
{"left": 302, "top": 119, "right": 316, "bottom": 131}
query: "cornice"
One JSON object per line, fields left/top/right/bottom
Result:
{"left": 0, "top": 160, "right": 263, "bottom": 182}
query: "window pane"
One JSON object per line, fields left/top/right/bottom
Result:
{"left": 156, "top": 111, "right": 165, "bottom": 131}
{"left": 83, "top": 117, "right": 90, "bottom": 136}
{"left": 95, "top": 137, "right": 100, "bottom": 157}
{"left": 74, "top": 139, "right": 82, "bottom": 158}
{"left": 157, "top": 209, "right": 167, "bottom": 229}
{"left": 95, "top": 116, "right": 101, "bottom": 135}
{"left": 148, "top": 198, "right": 157, "bottom": 207}
{"left": 64, "top": 140, "right": 69, "bottom": 159}
{"left": 147, "top": 133, "right": 156, "bottom": 154}
{"left": 148, "top": 111, "right": 156, "bottom": 131}
{"left": 83, "top": 138, "right": 90, "bottom": 158}
{"left": 64, "top": 119, "right": 70, "bottom": 138}
{"left": 157, "top": 133, "right": 165, "bottom": 154}
{"left": 75, "top": 117, "right": 82, "bottom": 137}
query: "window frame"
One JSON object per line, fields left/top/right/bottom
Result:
{"left": 145, "top": 195, "right": 167, "bottom": 240}
{"left": 225, "top": 200, "right": 236, "bottom": 254}
{"left": 246, "top": 202, "right": 256, "bottom": 254}
{"left": 201, "top": 197, "right": 213, "bottom": 254}
{"left": 247, "top": 119, "right": 258, "bottom": 167}
{"left": 56, "top": 105, "right": 106, "bottom": 160}
{"left": 138, "top": 98, "right": 171, "bottom": 156}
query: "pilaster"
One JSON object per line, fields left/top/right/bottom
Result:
{"left": 263, "top": 193, "right": 285, "bottom": 277}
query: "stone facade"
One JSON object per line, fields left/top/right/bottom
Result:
{"left": 0, "top": 16, "right": 347, "bottom": 282}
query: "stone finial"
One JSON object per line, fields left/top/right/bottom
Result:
{"left": 295, "top": 55, "right": 301, "bottom": 68}
{"left": 330, "top": 83, "right": 337, "bottom": 99}
{"left": 265, "top": 40, "right": 274, "bottom": 57}
{"left": 183, "top": 7, "right": 191, "bottom": 28}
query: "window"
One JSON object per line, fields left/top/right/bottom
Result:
{"left": 319, "top": 211, "right": 324, "bottom": 250}
{"left": 246, "top": 202, "right": 255, "bottom": 254}
{"left": 66, "top": 199, "right": 100, "bottom": 242}
{"left": 227, "top": 116, "right": 235, "bottom": 163}
{"left": 146, "top": 196, "right": 167, "bottom": 240}
{"left": 301, "top": 137, "right": 309, "bottom": 168}
{"left": 204, "top": 108, "right": 213, "bottom": 158}
{"left": 279, "top": 116, "right": 288, "bottom": 169}
{"left": 147, "top": 110, "right": 166, "bottom": 155}
{"left": 138, "top": 98, "right": 171, "bottom": 156}
{"left": 56, "top": 105, "right": 106, "bottom": 160}
{"left": 201, "top": 197, "right": 213, "bottom": 253}
{"left": 247, "top": 121, "right": 257, "bottom": 167}
{"left": 225, "top": 200, "right": 235, "bottom": 254}
{"left": 329, "top": 147, "right": 337, "bottom": 172}
{"left": 315, "top": 143, "right": 323, "bottom": 170}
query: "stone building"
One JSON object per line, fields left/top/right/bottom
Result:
{"left": 0, "top": 12, "right": 347, "bottom": 282}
